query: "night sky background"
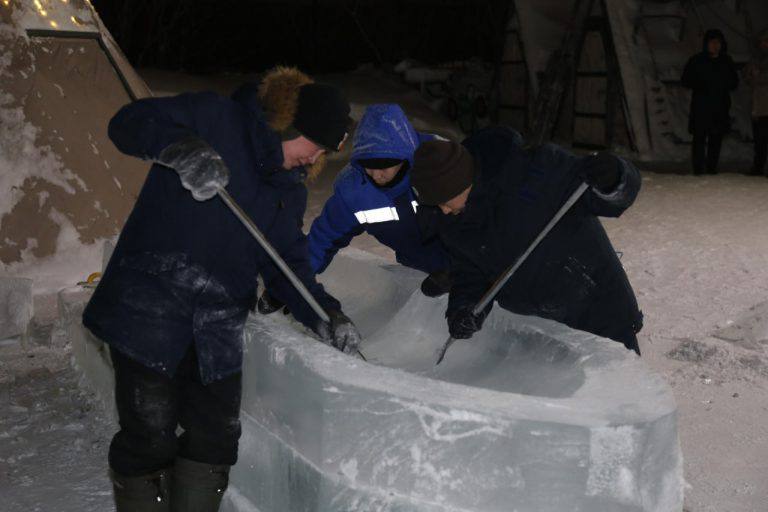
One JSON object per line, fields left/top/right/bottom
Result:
{"left": 91, "top": 0, "right": 510, "bottom": 73}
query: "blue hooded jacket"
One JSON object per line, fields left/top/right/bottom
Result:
{"left": 307, "top": 104, "right": 449, "bottom": 274}
{"left": 82, "top": 83, "right": 339, "bottom": 384}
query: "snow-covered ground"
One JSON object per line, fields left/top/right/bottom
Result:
{"left": 1, "top": 70, "right": 767, "bottom": 511}
{"left": 606, "top": 172, "right": 768, "bottom": 512}
{"left": 0, "top": 341, "right": 114, "bottom": 511}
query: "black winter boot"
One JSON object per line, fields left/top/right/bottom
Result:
{"left": 170, "top": 457, "right": 230, "bottom": 512}
{"left": 420, "top": 270, "right": 453, "bottom": 297}
{"left": 112, "top": 468, "right": 171, "bottom": 512}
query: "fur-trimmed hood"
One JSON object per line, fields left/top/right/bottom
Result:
{"left": 231, "top": 66, "right": 326, "bottom": 179}
{"left": 257, "top": 66, "right": 314, "bottom": 132}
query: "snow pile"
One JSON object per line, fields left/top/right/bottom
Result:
{"left": 0, "top": 94, "right": 86, "bottom": 220}
{"left": 713, "top": 300, "right": 768, "bottom": 351}
{"left": 2, "top": 210, "right": 104, "bottom": 294}
{"left": 0, "top": 11, "right": 100, "bottom": 293}
{"left": 0, "top": 80, "right": 104, "bottom": 292}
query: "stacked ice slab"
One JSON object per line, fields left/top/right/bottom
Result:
{"left": 65, "top": 249, "right": 683, "bottom": 511}
{"left": 0, "top": 277, "right": 33, "bottom": 341}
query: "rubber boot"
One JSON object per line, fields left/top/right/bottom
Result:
{"left": 170, "top": 457, "right": 230, "bottom": 512}
{"left": 112, "top": 468, "right": 171, "bottom": 512}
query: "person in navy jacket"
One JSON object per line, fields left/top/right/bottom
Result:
{"left": 82, "top": 67, "right": 361, "bottom": 511}
{"left": 258, "top": 104, "right": 451, "bottom": 315}
{"left": 411, "top": 129, "right": 643, "bottom": 354}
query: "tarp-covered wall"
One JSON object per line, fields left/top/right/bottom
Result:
{"left": 508, "top": 0, "right": 767, "bottom": 160}
{"left": 0, "top": 0, "right": 150, "bottom": 290}
{"left": 605, "top": 0, "right": 767, "bottom": 160}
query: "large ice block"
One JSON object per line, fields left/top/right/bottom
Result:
{"left": 0, "top": 276, "right": 33, "bottom": 341}
{"left": 65, "top": 249, "right": 682, "bottom": 511}
{"left": 59, "top": 287, "right": 117, "bottom": 422}
{"left": 229, "top": 249, "right": 682, "bottom": 512}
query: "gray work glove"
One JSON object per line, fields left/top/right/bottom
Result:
{"left": 157, "top": 137, "right": 229, "bottom": 201}
{"left": 315, "top": 310, "right": 362, "bottom": 355}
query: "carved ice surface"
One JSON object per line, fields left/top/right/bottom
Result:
{"left": 225, "top": 249, "right": 683, "bottom": 512}
{"left": 64, "top": 248, "right": 682, "bottom": 511}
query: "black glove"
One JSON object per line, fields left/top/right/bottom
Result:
{"left": 315, "top": 310, "right": 362, "bottom": 354}
{"left": 577, "top": 153, "right": 621, "bottom": 193}
{"left": 157, "top": 137, "right": 229, "bottom": 201}
{"left": 448, "top": 307, "right": 486, "bottom": 340}
{"left": 256, "top": 290, "right": 289, "bottom": 316}
{"left": 420, "top": 270, "right": 452, "bottom": 298}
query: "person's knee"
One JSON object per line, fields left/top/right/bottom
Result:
{"left": 116, "top": 375, "right": 178, "bottom": 433}
{"left": 179, "top": 416, "right": 241, "bottom": 466}
{"left": 111, "top": 356, "right": 180, "bottom": 474}
{"left": 109, "top": 428, "right": 178, "bottom": 476}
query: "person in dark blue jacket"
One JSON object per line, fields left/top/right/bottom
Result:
{"left": 82, "top": 67, "right": 361, "bottom": 511}
{"left": 411, "top": 129, "right": 643, "bottom": 354}
{"left": 258, "top": 104, "right": 451, "bottom": 314}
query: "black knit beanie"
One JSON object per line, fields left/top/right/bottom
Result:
{"left": 411, "top": 140, "right": 474, "bottom": 205}
{"left": 357, "top": 157, "right": 405, "bottom": 169}
{"left": 292, "top": 83, "right": 352, "bottom": 152}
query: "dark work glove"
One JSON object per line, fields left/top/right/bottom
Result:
{"left": 576, "top": 153, "right": 621, "bottom": 193}
{"left": 157, "top": 136, "right": 229, "bottom": 201}
{"left": 315, "top": 310, "right": 362, "bottom": 354}
{"left": 448, "top": 307, "right": 487, "bottom": 340}
{"left": 420, "top": 270, "right": 453, "bottom": 298}
{"left": 257, "top": 290, "right": 289, "bottom": 316}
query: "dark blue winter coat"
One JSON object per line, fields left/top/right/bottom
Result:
{"left": 308, "top": 104, "right": 449, "bottom": 274}
{"left": 82, "top": 86, "right": 339, "bottom": 383}
{"left": 420, "top": 127, "right": 643, "bottom": 352}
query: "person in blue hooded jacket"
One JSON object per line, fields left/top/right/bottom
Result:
{"left": 258, "top": 104, "right": 451, "bottom": 315}
{"left": 82, "top": 67, "right": 361, "bottom": 512}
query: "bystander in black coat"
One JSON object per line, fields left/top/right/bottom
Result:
{"left": 681, "top": 29, "right": 739, "bottom": 174}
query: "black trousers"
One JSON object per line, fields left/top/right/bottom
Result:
{"left": 109, "top": 347, "right": 242, "bottom": 477}
{"left": 753, "top": 116, "right": 768, "bottom": 174}
{"left": 691, "top": 128, "right": 723, "bottom": 174}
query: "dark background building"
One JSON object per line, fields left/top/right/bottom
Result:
{"left": 91, "top": 0, "right": 510, "bottom": 73}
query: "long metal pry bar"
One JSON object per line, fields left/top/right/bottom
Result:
{"left": 435, "top": 182, "right": 589, "bottom": 365}
{"left": 217, "top": 188, "right": 367, "bottom": 362}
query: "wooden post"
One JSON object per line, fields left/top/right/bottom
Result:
{"left": 529, "top": 0, "right": 595, "bottom": 146}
